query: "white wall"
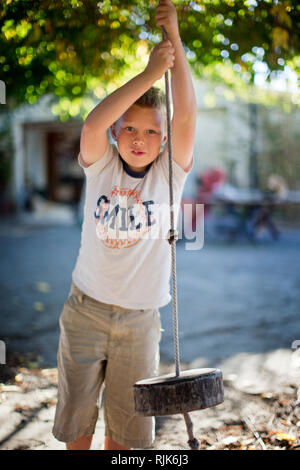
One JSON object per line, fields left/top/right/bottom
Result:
{"left": 11, "top": 94, "right": 57, "bottom": 210}
{"left": 192, "top": 79, "right": 252, "bottom": 189}
{"left": 25, "top": 128, "right": 47, "bottom": 190}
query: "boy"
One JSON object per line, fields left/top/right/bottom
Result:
{"left": 52, "top": 0, "right": 196, "bottom": 450}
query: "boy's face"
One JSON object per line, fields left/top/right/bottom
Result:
{"left": 110, "top": 104, "right": 167, "bottom": 173}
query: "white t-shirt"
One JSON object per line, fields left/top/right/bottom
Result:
{"left": 72, "top": 142, "right": 193, "bottom": 309}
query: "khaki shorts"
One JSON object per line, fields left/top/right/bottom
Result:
{"left": 52, "top": 282, "right": 162, "bottom": 448}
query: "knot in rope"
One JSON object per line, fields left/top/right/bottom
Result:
{"left": 167, "top": 228, "right": 179, "bottom": 245}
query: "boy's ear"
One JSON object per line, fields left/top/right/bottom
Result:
{"left": 160, "top": 134, "right": 168, "bottom": 153}
{"left": 110, "top": 123, "right": 117, "bottom": 141}
{"left": 110, "top": 124, "right": 115, "bottom": 140}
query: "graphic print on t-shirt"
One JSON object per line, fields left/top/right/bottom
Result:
{"left": 94, "top": 186, "right": 157, "bottom": 249}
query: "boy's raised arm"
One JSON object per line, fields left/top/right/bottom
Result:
{"left": 156, "top": 0, "right": 197, "bottom": 172}
{"left": 80, "top": 40, "right": 175, "bottom": 166}
{"left": 80, "top": 71, "right": 154, "bottom": 166}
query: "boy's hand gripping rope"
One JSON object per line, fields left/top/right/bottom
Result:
{"left": 161, "top": 26, "right": 200, "bottom": 451}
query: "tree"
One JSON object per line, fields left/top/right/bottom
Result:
{"left": 0, "top": 0, "right": 299, "bottom": 119}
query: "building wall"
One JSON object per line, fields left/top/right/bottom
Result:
{"left": 9, "top": 94, "right": 82, "bottom": 210}
{"left": 3, "top": 82, "right": 300, "bottom": 212}
{"left": 192, "top": 79, "right": 252, "bottom": 190}
{"left": 256, "top": 105, "right": 300, "bottom": 190}
{"left": 25, "top": 128, "right": 47, "bottom": 190}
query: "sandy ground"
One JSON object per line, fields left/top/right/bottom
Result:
{"left": 0, "top": 349, "right": 299, "bottom": 451}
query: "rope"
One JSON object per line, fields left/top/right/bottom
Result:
{"left": 161, "top": 26, "right": 180, "bottom": 378}
{"left": 183, "top": 412, "right": 200, "bottom": 450}
{"left": 161, "top": 26, "right": 199, "bottom": 451}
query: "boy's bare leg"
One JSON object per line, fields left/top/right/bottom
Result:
{"left": 104, "top": 437, "right": 130, "bottom": 450}
{"left": 66, "top": 435, "right": 93, "bottom": 450}
{"left": 66, "top": 435, "right": 130, "bottom": 450}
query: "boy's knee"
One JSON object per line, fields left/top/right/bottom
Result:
{"left": 66, "top": 434, "right": 93, "bottom": 450}
{"left": 104, "top": 436, "right": 131, "bottom": 450}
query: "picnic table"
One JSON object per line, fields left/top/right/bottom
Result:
{"left": 204, "top": 185, "right": 300, "bottom": 241}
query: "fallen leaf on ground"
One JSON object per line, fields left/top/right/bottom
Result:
{"left": 14, "top": 373, "right": 23, "bottom": 383}
{"left": 34, "top": 282, "right": 51, "bottom": 293}
{"left": 273, "top": 432, "right": 296, "bottom": 443}
{"left": 14, "top": 404, "right": 31, "bottom": 413}
{"left": 33, "top": 302, "right": 44, "bottom": 312}
{"left": 0, "top": 384, "right": 22, "bottom": 393}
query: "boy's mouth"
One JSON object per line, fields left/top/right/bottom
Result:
{"left": 131, "top": 149, "right": 145, "bottom": 156}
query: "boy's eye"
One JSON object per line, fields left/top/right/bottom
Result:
{"left": 125, "top": 127, "right": 157, "bottom": 134}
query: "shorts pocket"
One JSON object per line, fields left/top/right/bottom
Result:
{"left": 152, "top": 309, "right": 162, "bottom": 343}
{"left": 67, "top": 283, "right": 85, "bottom": 306}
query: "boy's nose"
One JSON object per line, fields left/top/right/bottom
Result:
{"left": 132, "top": 138, "right": 144, "bottom": 146}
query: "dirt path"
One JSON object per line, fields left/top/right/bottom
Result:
{"left": 1, "top": 349, "right": 299, "bottom": 451}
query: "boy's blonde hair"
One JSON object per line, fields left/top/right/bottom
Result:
{"left": 134, "top": 86, "right": 166, "bottom": 113}
{"left": 112, "top": 87, "right": 167, "bottom": 137}
{"left": 134, "top": 87, "right": 167, "bottom": 136}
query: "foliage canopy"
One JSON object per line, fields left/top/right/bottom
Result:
{"left": 1, "top": 0, "right": 299, "bottom": 118}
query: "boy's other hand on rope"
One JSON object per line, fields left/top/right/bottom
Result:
{"left": 156, "top": 0, "right": 179, "bottom": 41}
{"left": 145, "top": 39, "right": 175, "bottom": 81}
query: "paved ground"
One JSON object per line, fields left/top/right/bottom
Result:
{"left": 0, "top": 213, "right": 299, "bottom": 369}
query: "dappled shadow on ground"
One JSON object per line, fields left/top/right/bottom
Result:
{"left": 0, "top": 352, "right": 299, "bottom": 450}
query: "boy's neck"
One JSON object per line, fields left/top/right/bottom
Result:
{"left": 118, "top": 154, "right": 152, "bottom": 178}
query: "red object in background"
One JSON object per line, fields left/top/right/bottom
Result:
{"left": 180, "top": 168, "right": 227, "bottom": 232}
{"left": 181, "top": 198, "right": 197, "bottom": 232}
{"left": 196, "top": 167, "right": 227, "bottom": 215}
